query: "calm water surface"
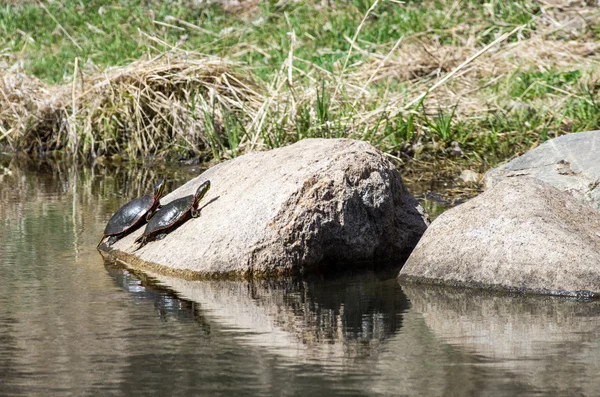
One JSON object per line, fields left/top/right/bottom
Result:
{"left": 1, "top": 160, "right": 600, "bottom": 396}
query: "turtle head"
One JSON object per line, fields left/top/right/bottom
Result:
{"left": 154, "top": 179, "right": 166, "bottom": 200}
{"left": 192, "top": 180, "right": 211, "bottom": 210}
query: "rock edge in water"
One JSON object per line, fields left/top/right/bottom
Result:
{"left": 399, "top": 177, "right": 600, "bottom": 297}
{"left": 100, "top": 138, "right": 428, "bottom": 279}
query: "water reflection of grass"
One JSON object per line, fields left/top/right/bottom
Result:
{"left": 0, "top": 157, "right": 197, "bottom": 224}
{"left": 0, "top": 0, "right": 598, "bottom": 177}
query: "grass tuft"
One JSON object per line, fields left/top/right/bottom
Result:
{"left": 1, "top": 55, "right": 260, "bottom": 159}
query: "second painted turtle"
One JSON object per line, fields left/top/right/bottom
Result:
{"left": 135, "top": 180, "right": 211, "bottom": 249}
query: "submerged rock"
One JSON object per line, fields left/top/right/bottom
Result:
{"left": 484, "top": 130, "right": 600, "bottom": 209}
{"left": 101, "top": 138, "right": 428, "bottom": 279}
{"left": 398, "top": 177, "right": 600, "bottom": 297}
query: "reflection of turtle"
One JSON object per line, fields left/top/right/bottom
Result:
{"left": 135, "top": 180, "right": 211, "bottom": 249}
{"left": 97, "top": 179, "right": 166, "bottom": 248}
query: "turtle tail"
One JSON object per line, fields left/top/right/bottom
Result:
{"left": 96, "top": 235, "right": 106, "bottom": 248}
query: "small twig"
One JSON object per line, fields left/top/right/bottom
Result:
{"left": 284, "top": 12, "right": 296, "bottom": 88}
{"left": 153, "top": 20, "right": 186, "bottom": 31}
{"left": 86, "top": 22, "right": 106, "bottom": 35}
{"left": 383, "top": 151, "right": 404, "bottom": 164}
{"left": 538, "top": 81, "right": 589, "bottom": 103}
{"left": 343, "top": 35, "right": 384, "bottom": 60}
{"left": 442, "top": 0, "right": 460, "bottom": 24}
{"left": 164, "top": 16, "right": 219, "bottom": 37}
{"left": 0, "top": 126, "right": 14, "bottom": 143}
{"left": 138, "top": 29, "right": 181, "bottom": 52}
{"left": 294, "top": 57, "right": 334, "bottom": 75}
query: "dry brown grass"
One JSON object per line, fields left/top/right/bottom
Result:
{"left": 348, "top": 1, "right": 600, "bottom": 118}
{"left": 1, "top": 54, "right": 261, "bottom": 159}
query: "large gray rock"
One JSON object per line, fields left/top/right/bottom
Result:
{"left": 484, "top": 130, "right": 600, "bottom": 209}
{"left": 399, "top": 177, "right": 600, "bottom": 296}
{"left": 102, "top": 139, "right": 428, "bottom": 278}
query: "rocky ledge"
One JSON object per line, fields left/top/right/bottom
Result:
{"left": 100, "top": 138, "right": 428, "bottom": 279}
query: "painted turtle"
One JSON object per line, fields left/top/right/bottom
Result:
{"left": 135, "top": 180, "right": 211, "bottom": 249}
{"left": 97, "top": 179, "right": 166, "bottom": 248}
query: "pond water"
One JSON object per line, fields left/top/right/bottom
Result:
{"left": 1, "top": 159, "right": 600, "bottom": 396}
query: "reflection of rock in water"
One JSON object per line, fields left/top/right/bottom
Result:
{"left": 104, "top": 263, "right": 212, "bottom": 334}
{"left": 103, "top": 261, "right": 414, "bottom": 396}
{"left": 399, "top": 284, "right": 600, "bottom": 396}
{"left": 106, "top": 260, "right": 409, "bottom": 363}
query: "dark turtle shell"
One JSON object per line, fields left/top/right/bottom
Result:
{"left": 139, "top": 195, "right": 195, "bottom": 240}
{"left": 135, "top": 180, "right": 211, "bottom": 248}
{"left": 98, "top": 179, "right": 166, "bottom": 248}
{"left": 104, "top": 195, "right": 155, "bottom": 235}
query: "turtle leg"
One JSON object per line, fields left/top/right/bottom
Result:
{"left": 191, "top": 209, "right": 201, "bottom": 218}
{"left": 146, "top": 211, "right": 155, "bottom": 221}
{"left": 155, "top": 233, "right": 167, "bottom": 240}
{"left": 134, "top": 236, "right": 148, "bottom": 251}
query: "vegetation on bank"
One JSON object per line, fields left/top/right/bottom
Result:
{"left": 0, "top": 0, "right": 599, "bottom": 178}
